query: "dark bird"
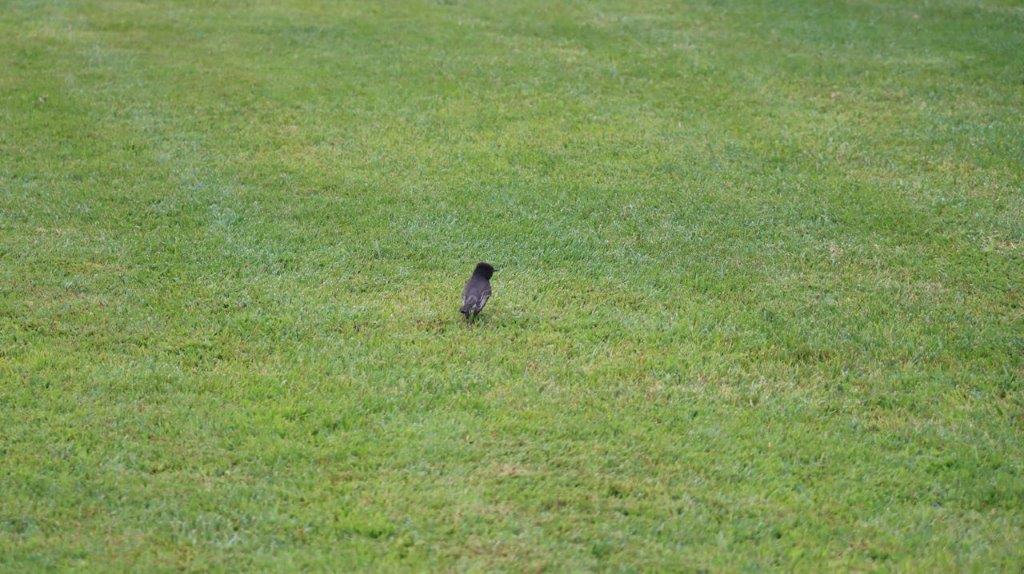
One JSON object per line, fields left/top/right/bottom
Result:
{"left": 460, "top": 262, "right": 495, "bottom": 321}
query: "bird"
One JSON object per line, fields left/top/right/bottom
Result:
{"left": 460, "top": 262, "right": 495, "bottom": 321}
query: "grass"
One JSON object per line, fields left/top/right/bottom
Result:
{"left": 1, "top": 0, "right": 1022, "bottom": 570}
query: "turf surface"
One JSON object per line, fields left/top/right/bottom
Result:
{"left": 2, "top": 0, "right": 1022, "bottom": 570}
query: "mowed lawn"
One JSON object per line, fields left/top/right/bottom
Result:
{"left": 1, "top": 0, "right": 1022, "bottom": 570}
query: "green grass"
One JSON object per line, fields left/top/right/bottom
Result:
{"left": 1, "top": 0, "right": 1022, "bottom": 570}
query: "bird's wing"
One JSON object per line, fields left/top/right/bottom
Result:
{"left": 461, "top": 286, "right": 480, "bottom": 314}
{"left": 461, "top": 287, "right": 491, "bottom": 315}
{"left": 476, "top": 286, "right": 491, "bottom": 311}
{"left": 461, "top": 292, "right": 478, "bottom": 310}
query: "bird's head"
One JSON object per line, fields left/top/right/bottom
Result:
{"left": 474, "top": 262, "right": 495, "bottom": 280}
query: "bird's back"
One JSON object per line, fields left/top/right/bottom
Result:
{"left": 461, "top": 275, "right": 491, "bottom": 316}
